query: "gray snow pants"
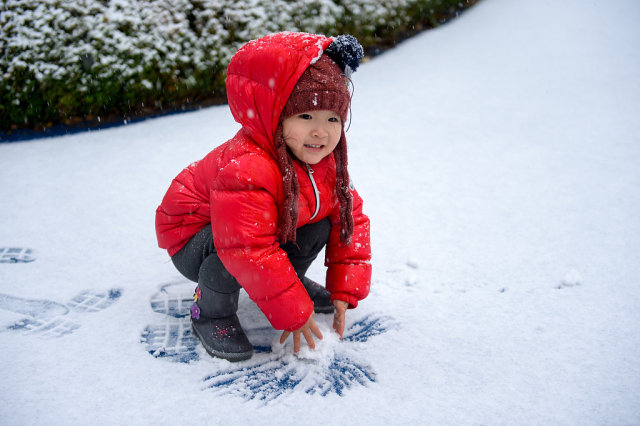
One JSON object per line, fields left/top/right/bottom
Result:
{"left": 171, "top": 218, "right": 331, "bottom": 294}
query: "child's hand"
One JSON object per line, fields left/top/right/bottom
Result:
{"left": 332, "top": 300, "right": 349, "bottom": 339}
{"left": 279, "top": 312, "right": 323, "bottom": 353}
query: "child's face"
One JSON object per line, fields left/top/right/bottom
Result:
{"left": 282, "top": 110, "right": 342, "bottom": 165}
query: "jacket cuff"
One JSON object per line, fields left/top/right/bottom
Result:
{"left": 255, "top": 283, "right": 314, "bottom": 331}
{"left": 284, "top": 317, "right": 309, "bottom": 332}
{"left": 330, "top": 292, "right": 359, "bottom": 309}
{"left": 325, "top": 263, "right": 371, "bottom": 301}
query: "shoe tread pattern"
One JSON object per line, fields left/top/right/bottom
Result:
{"left": 0, "top": 247, "right": 36, "bottom": 263}
{"left": 1, "top": 289, "right": 121, "bottom": 338}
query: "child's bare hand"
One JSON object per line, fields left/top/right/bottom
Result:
{"left": 279, "top": 312, "right": 323, "bottom": 353}
{"left": 332, "top": 300, "right": 349, "bottom": 339}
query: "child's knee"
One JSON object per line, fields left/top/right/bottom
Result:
{"left": 296, "top": 218, "right": 331, "bottom": 255}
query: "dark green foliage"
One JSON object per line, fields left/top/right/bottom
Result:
{"left": 1, "top": 0, "right": 480, "bottom": 132}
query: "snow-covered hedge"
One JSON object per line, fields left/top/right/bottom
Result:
{"left": 1, "top": 0, "right": 470, "bottom": 131}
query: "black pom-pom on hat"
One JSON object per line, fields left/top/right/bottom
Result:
{"left": 324, "top": 35, "right": 365, "bottom": 78}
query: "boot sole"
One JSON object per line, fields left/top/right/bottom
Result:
{"left": 191, "top": 323, "right": 253, "bottom": 362}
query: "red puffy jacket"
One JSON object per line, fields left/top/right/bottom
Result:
{"left": 155, "top": 32, "right": 371, "bottom": 331}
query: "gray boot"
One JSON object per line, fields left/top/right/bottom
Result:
{"left": 190, "top": 285, "right": 253, "bottom": 362}
{"left": 301, "top": 277, "right": 334, "bottom": 314}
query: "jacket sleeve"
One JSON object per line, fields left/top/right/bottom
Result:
{"left": 155, "top": 161, "right": 211, "bottom": 255}
{"left": 325, "top": 186, "right": 372, "bottom": 308}
{"left": 209, "top": 154, "right": 314, "bottom": 331}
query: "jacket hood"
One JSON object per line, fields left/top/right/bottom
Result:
{"left": 226, "top": 32, "right": 334, "bottom": 160}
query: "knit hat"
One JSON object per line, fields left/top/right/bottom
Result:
{"left": 275, "top": 35, "right": 364, "bottom": 246}
{"left": 280, "top": 55, "right": 351, "bottom": 123}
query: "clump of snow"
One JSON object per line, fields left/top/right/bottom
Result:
{"left": 405, "top": 274, "right": 418, "bottom": 286}
{"left": 561, "top": 269, "right": 582, "bottom": 287}
{"left": 406, "top": 257, "right": 420, "bottom": 269}
{"left": 292, "top": 322, "right": 341, "bottom": 363}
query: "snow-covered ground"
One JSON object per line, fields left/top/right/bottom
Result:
{"left": 1, "top": 0, "right": 639, "bottom": 424}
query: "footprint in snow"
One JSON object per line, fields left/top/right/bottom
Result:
{"left": 140, "top": 282, "right": 201, "bottom": 363}
{"left": 0, "top": 247, "right": 36, "bottom": 263}
{"left": 141, "top": 281, "right": 398, "bottom": 400}
{"left": 0, "top": 289, "right": 121, "bottom": 338}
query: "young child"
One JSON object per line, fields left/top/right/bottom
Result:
{"left": 155, "top": 32, "right": 371, "bottom": 362}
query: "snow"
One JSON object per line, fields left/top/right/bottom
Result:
{"left": 1, "top": 0, "right": 639, "bottom": 424}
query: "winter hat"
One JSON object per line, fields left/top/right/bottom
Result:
{"left": 275, "top": 35, "right": 364, "bottom": 246}
{"left": 280, "top": 55, "right": 351, "bottom": 123}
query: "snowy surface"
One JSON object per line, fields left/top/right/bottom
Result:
{"left": 1, "top": 0, "right": 639, "bottom": 424}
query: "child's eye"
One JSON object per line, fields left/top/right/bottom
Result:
{"left": 299, "top": 114, "right": 312, "bottom": 120}
{"left": 328, "top": 117, "right": 340, "bottom": 123}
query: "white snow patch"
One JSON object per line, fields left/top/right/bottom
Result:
{"left": 561, "top": 269, "right": 582, "bottom": 287}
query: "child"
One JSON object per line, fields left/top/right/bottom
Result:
{"left": 155, "top": 32, "right": 371, "bottom": 362}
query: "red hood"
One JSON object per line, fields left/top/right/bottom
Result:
{"left": 226, "top": 32, "right": 334, "bottom": 160}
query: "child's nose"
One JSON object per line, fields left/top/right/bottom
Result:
{"left": 311, "top": 123, "right": 329, "bottom": 138}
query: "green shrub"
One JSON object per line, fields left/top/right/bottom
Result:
{"left": 0, "top": 0, "right": 478, "bottom": 131}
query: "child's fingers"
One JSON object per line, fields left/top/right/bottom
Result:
{"left": 333, "top": 319, "right": 342, "bottom": 339}
{"left": 333, "top": 310, "right": 346, "bottom": 339}
{"left": 337, "top": 321, "right": 345, "bottom": 339}
{"left": 302, "top": 327, "right": 315, "bottom": 350}
{"left": 293, "top": 331, "right": 301, "bottom": 353}
{"left": 309, "top": 319, "right": 323, "bottom": 341}
{"left": 280, "top": 331, "right": 291, "bottom": 344}
{"left": 336, "top": 303, "right": 346, "bottom": 313}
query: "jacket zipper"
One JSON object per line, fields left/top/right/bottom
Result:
{"left": 304, "top": 163, "right": 320, "bottom": 220}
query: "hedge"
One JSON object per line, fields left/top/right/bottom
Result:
{"left": 1, "top": 0, "right": 479, "bottom": 132}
